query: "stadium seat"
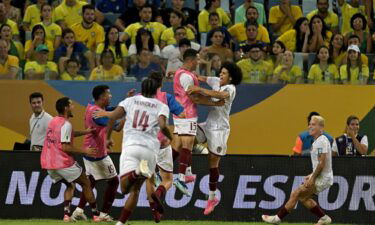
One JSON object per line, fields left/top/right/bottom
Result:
{"left": 200, "top": 32, "right": 207, "bottom": 47}
{"left": 307, "top": 53, "right": 316, "bottom": 70}
{"left": 25, "top": 31, "right": 31, "bottom": 41}
{"left": 165, "top": 0, "right": 196, "bottom": 10}
{"left": 302, "top": 0, "right": 316, "bottom": 16}
{"left": 293, "top": 52, "right": 305, "bottom": 76}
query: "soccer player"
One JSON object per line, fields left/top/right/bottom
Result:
{"left": 94, "top": 78, "right": 173, "bottom": 225}
{"left": 262, "top": 115, "right": 333, "bottom": 225}
{"left": 40, "top": 97, "right": 100, "bottom": 222}
{"left": 190, "top": 62, "right": 243, "bottom": 215}
{"left": 72, "top": 85, "right": 124, "bottom": 222}
{"left": 172, "top": 48, "right": 224, "bottom": 196}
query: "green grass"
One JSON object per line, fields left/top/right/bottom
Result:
{"left": 0, "top": 220, "right": 355, "bottom": 225}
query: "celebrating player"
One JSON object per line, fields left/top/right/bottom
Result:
{"left": 262, "top": 115, "right": 333, "bottom": 225}
{"left": 94, "top": 78, "right": 173, "bottom": 225}
{"left": 72, "top": 85, "right": 124, "bottom": 222}
{"left": 40, "top": 97, "right": 100, "bottom": 222}
{"left": 190, "top": 62, "right": 242, "bottom": 215}
{"left": 173, "top": 48, "right": 224, "bottom": 196}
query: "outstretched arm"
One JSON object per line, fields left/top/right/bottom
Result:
{"left": 190, "top": 93, "right": 225, "bottom": 106}
{"left": 188, "top": 86, "right": 229, "bottom": 100}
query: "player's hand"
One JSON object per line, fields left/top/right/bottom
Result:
{"left": 85, "top": 147, "right": 97, "bottom": 157}
{"left": 304, "top": 177, "right": 314, "bottom": 189}
{"left": 346, "top": 127, "right": 356, "bottom": 138}
{"left": 106, "top": 139, "right": 114, "bottom": 150}
{"left": 187, "top": 86, "right": 201, "bottom": 95}
{"left": 84, "top": 127, "right": 95, "bottom": 134}
{"left": 93, "top": 109, "right": 107, "bottom": 119}
{"left": 167, "top": 70, "right": 176, "bottom": 78}
{"left": 303, "top": 175, "right": 311, "bottom": 184}
{"left": 215, "top": 99, "right": 225, "bottom": 106}
{"left": 127, "top": 88, "right": 136, "bottom": 97}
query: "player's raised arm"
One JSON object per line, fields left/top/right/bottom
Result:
{"left": 187, "top": 86, "right": 229, "bottom": 100}
{"left": 190, "top": 93, "right": 225, "bottom": 106}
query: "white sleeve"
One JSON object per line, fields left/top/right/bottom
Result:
{"left": 60, "top": 121, "right": 72, "bottom": 143}
{"left": 158, "top": 103, "right": 170, "bottom": 119}
{"left": 153, "top": 45, "right": 161, "bottom": 57}
{"left": 118, "top": 98, "right": 130, "bottom": 111}
{"left": 361, "top": 135, "right": 368, "bottom": 147}
{"left": 128, "top": 44, "right": 136, "bottom": 56}
{"left": 316, "top": 138, "right": 329, "bottom": 154}
{"left": 207, "top": 77, "right": 220, "bottom": 90}
{"left": 180, "top": 73, "right": 194, "bottom": 91}
{"left": 332, "top": 140, "right": 338, "bottom": 153}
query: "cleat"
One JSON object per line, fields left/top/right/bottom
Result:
{"left": 139, "top": 160, "right": 152, "bottom": 178}
{"left": 63, "top": 214, "right": 74, "bottom": 222}
{"left": 154, "top": 172, "right": 162, "bottom": 187}
{"left": 315, "top": 215, "right": 332, "bottom": 225}
{"left": 71, "top": 208, "right": 87, "bottom": 221}
{"left": 204, "top": 197, "right": 219, "bottom": 215}
{"left": 97, "top": 212, "right": 114, "bottom": 222}
{"left": 151, "top": 209, "right": 162, "bottom": 223}
{"left": 151, "top": 192, "right": 164, "bottom": 214}
{"left": 262, "top": 215, "right": 281, "bottom": 224}
{"left": 185, "top": 175, "right": 196, "bottom": 184}
{"left": 173, "top": 178, "right": 191, "bottom": 196}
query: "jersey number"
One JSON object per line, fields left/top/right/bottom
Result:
{"left": 132, "top": 110, "right": 149, "bottom": 131}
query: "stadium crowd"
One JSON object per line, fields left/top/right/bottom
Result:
{"left": 0, "top": 0, "right": 374, "bottom": 84}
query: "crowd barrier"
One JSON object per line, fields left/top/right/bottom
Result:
{"left": 1, "top": 151, "right": 374, "bottom": 224}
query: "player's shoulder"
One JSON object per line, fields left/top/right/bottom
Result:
{"left": 316, "top": 135, "right": 330, "bottom": 145}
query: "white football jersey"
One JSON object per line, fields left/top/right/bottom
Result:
{"left": 118, "top": 95, "right": 169, "bottom": 150}
{"left": 205, "top": 77, "right": 236, "bottom": 129}
{"left": 311, "top": 135, "right": 333, "bottom": 180}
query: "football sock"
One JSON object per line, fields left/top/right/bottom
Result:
{"left": 78, "top": 175, "right": 96, "bottom": 209}
{"left": 64, "top": 200, "right": 72, "bottom": 216}
{"left": 119, "top": 208, "right": 132, "bottom": 223}
{"left": 172, "top": 148, "right": 180, "bottom": 162}
{"left": 178, "top": 148, "right": 191, "bottom": 175}
{"left": 277, "top": 206, "right": 289, "bottom": 220}
{"left": 155, "top": 185, "right": 167, "bottom": 200}
{"left": 310, "top": 205, "right": 325, "bottom": 218}
{"left": 89, "top": 202, "right": 100, "bottom": 216}
{"left": 209, "top": 168, "right": 219, "bottom": 200}
{"left": 102, "top": 177, "right": 119, "bottom": 213}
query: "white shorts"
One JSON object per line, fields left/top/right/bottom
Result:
{"left": 83, "top": 155, "right": 118, "bottom": 180}
{"left": 119, "top": 145, "right": 157, "bottom": 178}
{"left": 315, "top": 176, "right": 333, "bottom": 193}
{"left": 157, "top": 145, "right": 173, "bottom": 173}
{"left": 47, "top": 162, "right": 82, "bottom": 183}
{"left": 173, "top": 118, "right": 198, "bottom": 136}
{"left": 197, "top": 123, "right": 229, "bottom": 156}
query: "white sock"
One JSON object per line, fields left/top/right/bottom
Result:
{"left": 116, "top": 222, "right": 124, "bottom": 225}
{"left": 178, "top": 173, "right": 185, "bottom": 182}
{"left": 186, "top": 166, "right": 192, "bottom": 176}
{"left": 208, "top": 191, "right": 216, "bottom": 200}
{"left": 275, "top": 215, "right": 281, "bottom": 222}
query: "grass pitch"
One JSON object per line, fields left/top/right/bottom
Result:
{"left": 0, "top": 220, "right": 355, "bottom": 225}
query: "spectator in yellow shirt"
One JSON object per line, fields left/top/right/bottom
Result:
{"left": 23, "top": 0, "right": 46, "bottom": 31}
{"left": 228, "top": 6, "right": 270, "bottom": 44}
{"left": 277, "top": 17, "right": 310, "bottom": 52}
{"left": 269, "top": 0, "right": 303, "bottom": 35}
{"left": 236, "top": 43, "right": 272, "bottom": 83}
{"left": 96, "top": 26, "right": 128, "bottom": 70}
{"left": 307, "top": 0, "right": 339, "bottom": 33}
{"left": 198, "top": 0, "right": 231, "bottom": 33}
{"left": 0, "top": 3, "right": 19, "bottom": 40}
{"left": 0, "top": 39, "right": 19, "bottom": 79}
{"left": 38, "top": 3, "right": 62, "bottom": 49}
{"left": 306, "top": 15, "right": 333, "bottom": 53}
{"left": 71, "top": 4, "right": 104, "bottom": 52}
{"left": 329, "top": 33, "right": 346, "bottom": 68}
{"left": 234, "top": 21, "right": 263, "bottom": 61}
{"left": 338, "top": 0, "right": 366, "bottom": 35}
{"left": 25, "top": 24, "right": 54, "bottom": 61}
{"left": 0, "top": 23, "right": 24, "bottom": 62}
{"left": 308, "top": 46, "right": 339, "bottom": 84}
{"left": 54, "top": 0, "right": 87, "bottom": 30}
{"left": 341, "top": 34, "right": 368, "bottom": 65}
{"left": 344, "top": 13, "right": 372, "bottom": 53}
{"left": 24, "top": 44, "right": 58, "bottom": 80}
{"left": 60, "top": 58, "right": 86, "bottom": 81}
{"left": 122, "top": 4, "right": 167, "bottom": 45}
{"left": 89, "top": 49, "right": 123, "bottom": 81}
{"left": 272, "top": 50, "right": 302, "bottom": 84}
{"left": 269, "top": 40, "right": 286, "bottom": 70}
{"left": 160, "top": 9, "right": 195, "bottom": 49}
{"left": 340, "top": 44, "right": 369, "bottom": 85}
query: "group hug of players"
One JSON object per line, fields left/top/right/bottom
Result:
{"left": 40, "top": 48, "right": 333, "bottom": 225}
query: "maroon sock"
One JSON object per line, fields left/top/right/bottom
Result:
{"left": 310, "top": 205, "right": 325, "bottom": 218}
{"left": 178, "top": 148, "right": 191, "bottom": 174}
{"left": 64, "top": 200, "right": 72, "bottom": 216}
{"left": 155, "top": 185, "right": 167, "bottom": 200}
{"left": 209, "top": 168, "right": 219, "bottom": 191}
{"left": 119, "top": 208, "right": 132, "bottom": 223}
{"left": 89, "top": 202, "right": 100, "bottom": 216}
{"left": 150, "top": 201, "right": 156, "bottom": 210}
{"left": 78, "top": 176, "right": 96, "bottom": 209}
{"left": 172, "top": 148, "right": 179, "bottom": 162}
{"left": 277, "top": 206, "right": 289, "bottom": 220}
{"left": 102, "top": 177, "right": 119, "bottom": 213}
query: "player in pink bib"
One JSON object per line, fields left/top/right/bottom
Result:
{"left": 72, "top": 85, "right": 124, "bottom": 222}
{"left": 40, "top": 97, "right": 100, "bottom": 222}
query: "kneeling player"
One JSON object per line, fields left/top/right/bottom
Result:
{"left": 40, "top": 97, "right": 100, "bottom": 222}
{"left": 262, "top": 116, "right": 333, "bottom": 225}
{"left": 190, "top": 62, "right": 242, "bottom": 215}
